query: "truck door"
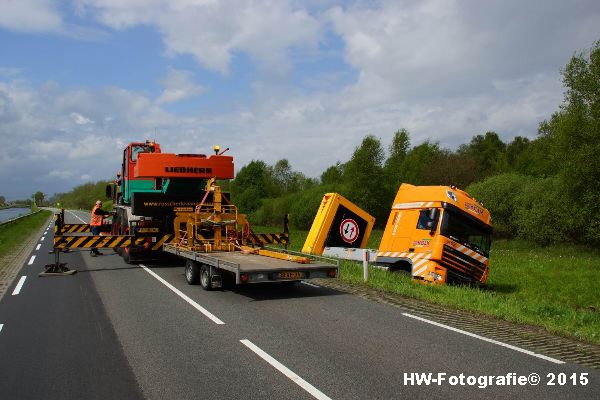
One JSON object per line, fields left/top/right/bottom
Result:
{"left": 382, "top": 210, "right": 415, "bottom": 252}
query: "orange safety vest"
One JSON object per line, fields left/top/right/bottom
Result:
{"left": 90, "top": 205, "right": 103, "bottom": 226}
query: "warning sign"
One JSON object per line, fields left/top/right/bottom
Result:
{"left": 340, "top": 219, "right": 359, "bottom": 244}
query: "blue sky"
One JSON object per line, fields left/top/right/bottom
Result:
{"left": 1, "top": 0, "right": 599, "bottom": 200}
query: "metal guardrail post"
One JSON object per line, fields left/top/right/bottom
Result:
{"left": 363, "top": 249, "right": 369, "bottom": 282}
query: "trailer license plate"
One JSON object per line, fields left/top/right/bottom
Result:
{"left": 280, "top": 271, "right": 303, "bottom": 280}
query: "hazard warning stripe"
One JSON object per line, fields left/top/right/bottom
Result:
{"left": 60, "top": 224, "right": 92, "bottom": 233}
{"left": 247, "top": 233, "right": 289, "bottom": 246}
{"left": 151, "top": 234, "right": 175, "bottom": 251}
{"left": 53, "top": 235, "right": 146, "bottom": 249}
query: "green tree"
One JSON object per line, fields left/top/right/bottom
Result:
{"left": 0, "top": 195, "right": 5, "bottom": 205}
{"left": 397, "top": 140, "right": 441, "bottom": 185}
{"left": 423, "top": 150, "right": 478, "bottom": 188}
{"left": 231, "top": 160, "right": 270, "bottom": 212}
{"left": 33, "top": 191, "right": 45, "bottom": 206}
{"left": 343, "top": 135, "right": 389, "bottom": 225}
{"left": 459, "top": 131, "right": 507, "bottom": 179}
{"left": 384, "top": 128, "right": 411, "bottom": 184}
{"left": 539, "top": 40, "right": 600, "bottom": 244}
{"left": 320, "top": 162, "right": 344, "bottom": 185}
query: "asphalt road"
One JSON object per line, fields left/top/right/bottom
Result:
{"left": 0, "top": 210, "right": 599, "bottom": 399}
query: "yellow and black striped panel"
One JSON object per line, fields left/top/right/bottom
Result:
{"left": 59, "top": 224, "right": 92, "bottom": 233}
{"left": 54, "top": 235, "right": 146, "bottom": 249}
{"left": 247, "top": 232, "right": 289, "bottom": 246}
{"left": 150, "top": 234, "right": 176, "bottom": 251}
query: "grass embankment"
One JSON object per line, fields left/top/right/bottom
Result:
{"left": 0, "top": 210, "right": 52, "bottom": 259}
{"left": 256, "top": 225, "right": 600, "bottom": 344}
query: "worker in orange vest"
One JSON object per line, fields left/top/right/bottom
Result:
{"left": 90, "top": 200, "right": 112, "bottom": 256}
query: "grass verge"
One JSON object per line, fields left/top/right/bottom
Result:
{"left": 254, "top": 225, "right": 600, "bottom": 345}
{"left": 0, "top": 210, "right": 51, "bottom": 259}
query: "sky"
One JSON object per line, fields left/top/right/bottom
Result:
{"left": 1, "top": 0, "right": 599, "bottom": 200}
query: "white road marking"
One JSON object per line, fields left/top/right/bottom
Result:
{"left": 0, "top": 324, "right": 3, "bottom": 333}
{"left": 35, "top": 244, "right": 41, "bottom": 251}
{"left": 43, "top": 231, "right": 47, "bottom": 236}
{"left": 301, "top": 281, "right": 320, "bottom": 288}
{"left": 12, "top": 276, "right": 27, "bottom": 295}
{"left": 139, "top": 264, "right": 225, "bottom": 325}
{"left": 28, "top": 255, "right": 36, "bottom": 265}
{"left": 240, "top": 339, "right": 332, "bottom": 400}
{"left": 40, "top": 237, "right": 45, "bottom": 241}
{"left": 402, "top": 313, "right": 564, "bottom": 364}
{"left": 67, "top": 210, "right": 87, "bottom": 224}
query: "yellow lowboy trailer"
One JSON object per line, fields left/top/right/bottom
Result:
{"left": 164, "top": 179, "right": 338, "bottom": 290}
{"left": 163, "top": 243, "right": 337, "bottom": 289}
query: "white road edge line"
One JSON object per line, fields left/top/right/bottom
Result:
{"left": 40, "top": 237, "right": 45, "bottom": 241}
{"left": 301, "top": 281, "right": 320, "bottom": 288}
{"left": 36, "top": 244, "right": 41, "bottom": 251}
{"left": 0, "top": 324, "right": 3, "bottom": 333}
{"left": 66, "top": 210, "right": 87, "bottom": 224}
{"left": 28, "top": 255, "right": 36, "bottom": 265}
{"left": 139, "top": 264, "right": 225, "bottom": 325}
{"left": 12, "top": 276, "right": 27, "bottom": 296}
{"left": 240, "top": 339, "right": 332, "bottom": 400}
{"left": 402, "top": 313, "right": 564, "bottom": 364}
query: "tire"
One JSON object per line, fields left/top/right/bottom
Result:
{"left": 122, "top": 247, "right": 135, "bottom": 264}
{"left": 200, "top": 264, "right": 213, "bottom": 291}
{"left": 185, "top": 260, "right": 200, "bottom": 285}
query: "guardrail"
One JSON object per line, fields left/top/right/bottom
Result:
{"left": 0, "top": 210, "right": 42, "bottom": 227}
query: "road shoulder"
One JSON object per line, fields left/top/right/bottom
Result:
{"left": 0, "top": 215, "right": 52, "bottom": 300}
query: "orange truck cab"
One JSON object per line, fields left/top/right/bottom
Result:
{"left": 376, "top": 184, "right": 492, "bottom": 285}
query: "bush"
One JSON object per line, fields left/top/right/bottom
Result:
{"left": 513, "top": 176, "right": 571, "bottom": 245}
{"left": 250, "top": 184, "right": 348, "bottom": 230}
{"left": 467, "top": 173, "right": 533, "bottom": 238}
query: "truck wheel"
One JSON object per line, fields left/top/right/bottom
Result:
{"left": 122, "top": 248, "right": 136, "bottom": 264}
{"left": 200, "top": 264, "right": 213, "bottom": 291}
{"left": 185, "top": 260, "right": 200, "bottom": 285}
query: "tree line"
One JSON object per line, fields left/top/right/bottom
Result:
{"left": 232, "top": 40, "right": 600, "bottom": 246}
{"left": 49, "top": 181, "right": 113, "bottom": 211}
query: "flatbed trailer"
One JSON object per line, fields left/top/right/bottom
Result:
{"left": 163, "top": 243, "right": 339, "bottom": 290}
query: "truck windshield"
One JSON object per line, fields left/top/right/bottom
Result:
{"left": 131, "top": 145, "right": 155, "bottom": 161}
{"left": 440, "top": 208, "right": 492, "bottom": 257}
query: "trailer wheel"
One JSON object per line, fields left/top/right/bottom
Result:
{"left": 185, "top": 260, "right": 200, "bottom": 285}
{"left": 200, "top": 264, "right": 213, "bottom": 291}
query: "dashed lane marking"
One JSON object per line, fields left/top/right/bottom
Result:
{"left": 241, "top": 339, "right": 332, "bottom": 400}
{"left": 139, "top": 264, "right": 225, "bottom": 325}
{"left": 12, "top": 276, "right": 27, "bottom": 296}
{"left": 28, "top": 255, "right": 36, "bottom": 265}
{"left": 66, "top": 210, "right": 87, "bottom": 224}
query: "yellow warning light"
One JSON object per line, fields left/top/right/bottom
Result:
{"left": 214, "top": 145, "right": 220, "bottom": 155}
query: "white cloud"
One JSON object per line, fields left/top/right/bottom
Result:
{"left": 0, "top": 0, "right": 63, "bottom": 33}
{"left": 156, "top": 68, "right": 203, "bottom": 104}
{"left": 78, "top": 0, "right": 321, "bottom": 75}
{"left": 48, "top": 170, "right": 74, "bottom": 180}
{"left": 71, "top": 112, "right": 94, "bottom": 125}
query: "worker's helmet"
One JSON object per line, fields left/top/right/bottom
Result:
{"left": 96, "top": 200, "right": 102, "bottom": 205}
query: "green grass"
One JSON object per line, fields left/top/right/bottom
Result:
{"left": 253, "top": 225, "right": 600, "bottom": 344}
{"left": 0, "top": 210, "right": 51, "bottom": 258}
